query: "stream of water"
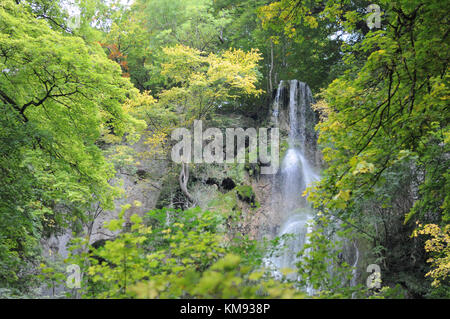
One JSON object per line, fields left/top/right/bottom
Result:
{"left": 265, "top": 80, "right": 320, "bottom": 291}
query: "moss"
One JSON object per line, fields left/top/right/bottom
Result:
{"left": 225, "top": 163, "right": 246, "bottom": 184}
{"left": 207, "top": 183, "right": 260, "bottom": 216}
{"left": 235, "top": 185, "right": 259, "bottom": 208}
{"left": 279, "top": 139, "right": 289, "bottom": 161}
{"left": 207, "top": 190, "right": 240, "bottom": 217}
{"left": 244, "top": 145, "right": 260, "bottom": 178}
{"left": 235, "top": 185, "right": 253, "bottom": 199}
{"left": 193, "top": 162, "right": 246, "bottom": 186}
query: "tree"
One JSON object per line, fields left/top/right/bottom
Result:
{"left": 154, "top": 44, "right": 263, "bottom": 204}
{"left": 289, "top": 0, "right": 449, "bottom": 295}
{"left": 228, "top": 0, "right": 345, "bottom": 92}
{"left": 101, "top": 0, "right": 232, "bottom": 91}
{"left": 68, "top": 206, "right": 305, "bottom": 298}
{"left": 0, "top": 0, "right": 140, "bottom": 290}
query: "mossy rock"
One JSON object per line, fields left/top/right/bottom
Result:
{"left": 235, "top": 185, "right": 259, "bottom": 208}
{"left": 235, "top": 185, "right": 253, "bottom": 199}
{"left": 207, "top": 183, "right": 260, "bottom": 216}
{"left": 207, "top": 190, "right": 240, "bottom": 217}
{"left": 192, "top": 162, "right": 246, "bottom": 186}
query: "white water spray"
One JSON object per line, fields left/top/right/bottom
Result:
{"left": 266, "top": 80, "right": 319, "bottom": 291}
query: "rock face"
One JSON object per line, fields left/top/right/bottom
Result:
{"left": 39, "top": 134, "right": 168, "bottom": 297}
{"left": 39, "top": 80, "right": 365, "bottom": 297}
{"left": 89, "top": 137, "right": 167, "bottom": 244}
{"left": 188, "top": 81, "right": 321, "bottom": 246}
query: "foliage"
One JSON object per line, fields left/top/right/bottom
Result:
{"left": 294, "top": 215, "right": 365, "bottom": 298}
{"left": 101, "top": 0, "right": 232, "bottom": 91}
{"left": 0, "top": 0, "right": 139, "bottom": 290}
{"left": 132, "top": 253, "right": 305, "bottom": 299}
{"left": 157, "top": 44, "right": 263, "bottom": 122}
{"left": 214, "top": 0, "right": 344, "bottom": 93}
{"left": 1, "top": 0, "right": 448, "bottom": 299}
{"left": 64, "top": 207, "right": 304, "bottom": 298}
{"left": 297, "top": 0, "right": 449, "bottom": 296}
{"left": 413, "top": 223, "right": 450, "bottom": 287}
{"left": 235, "top": 185, "right": 259, "bottom": 208}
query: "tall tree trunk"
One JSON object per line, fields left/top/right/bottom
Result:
{"left": 268, "top": 39, "right": 274, "bottom": 94}
{"left": 179, "top": 162, "right": 195, "bottom": 205}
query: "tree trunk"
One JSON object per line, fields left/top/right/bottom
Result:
{"left": 179, "top": 162, "right": 195, "bottom": 205}
{"left": 268, "top": 39, "right": 274, "bottom": 94}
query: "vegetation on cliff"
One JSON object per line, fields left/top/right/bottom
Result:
{"left": 0, "top": 0, "right": 447, "bottom": 298}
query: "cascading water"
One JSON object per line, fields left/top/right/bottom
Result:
{"left": 265, "top": 80, "right": 320, "bottom": 290}
{"left": 272, "top": 80, "right": 283, "bottom": 120}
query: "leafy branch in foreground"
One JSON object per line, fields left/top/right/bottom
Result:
{"left": 65, "top": 206, "right": 306, "bottom": 299}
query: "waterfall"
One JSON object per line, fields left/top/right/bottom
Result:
{"left": 272, "top": 80, "right": 283, "bottom": 120}
{"left": 266, "top": 80, "right": 319, "bottom": 291}
{"left": 288, "top": 79, "right": 298, "bottom": 145}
